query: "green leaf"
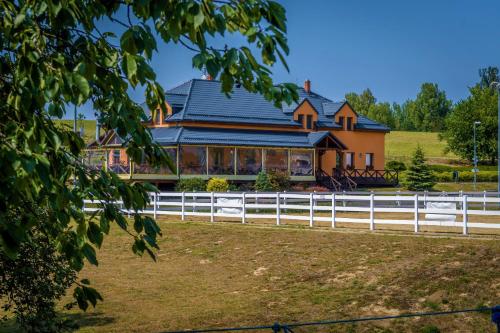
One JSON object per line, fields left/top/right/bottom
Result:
{"left": 82, "top": 243, "right": 98, "bottom": 265}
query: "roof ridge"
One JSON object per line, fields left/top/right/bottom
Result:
{"left": 179, "top": 80, "right": 195, "bottom": 121}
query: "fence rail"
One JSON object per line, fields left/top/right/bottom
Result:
{"left": 83, "top": 191, "right": 500, "bottom": 235}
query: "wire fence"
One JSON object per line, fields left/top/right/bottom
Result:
{"left": 160, "top": 306, "right": 500, "bottom": 332}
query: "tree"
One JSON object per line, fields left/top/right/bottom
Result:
{"left": 345, "top": 89, "right": 376, "bottom": 116}
{"left": 367, "top": 102, "right": 395, "bottom": 129}
{"left": 392, "top": 101, "right": 416, "bottom": 131}
{"left": 0, "top": 0, "right": 296, "bottom": 316}
{"left": 404, "top": 146, "right": 436, "bottom": 191}
{"left": 409, "top": 83, "right": 452, "bottom": 131}
{"left": 479, "top": 66, "right": 500, "bottom": 88}
{"left": 441, "top": 85, "right": 498, "bottom": 163}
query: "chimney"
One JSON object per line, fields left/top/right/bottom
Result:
{"left": 206, "top": 74, "right": 213, "bottom": 81}
{"left": 304, "top": 79, "right": 311, "bottom": 93}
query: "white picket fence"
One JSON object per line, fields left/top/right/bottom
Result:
{"left": 83, "top": 191, "right": 500, "bottom": 235}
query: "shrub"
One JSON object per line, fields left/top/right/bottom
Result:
{"left": 254, "top": 171, "right": 273, "bottom": 191}
{"left": 386, "top": 160, "right": 407, "bottom": 172}
{"left": 206, "top": 178, "right": 229, "bottom": 192}
{"left": 268, "top": 170, "right": 291, "bottom": 191}
{"left": 175, "top": 178, "right": 206, "bottom": 192}
{"left": 433, "top": 171, "right": 453, "bottom": 182}
{"left": 420, "top": 325, "right": 441, "bottom": 333}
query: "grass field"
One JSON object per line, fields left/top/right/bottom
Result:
{"left": 56, "top": 120, "right": 99, "bottom": 144}
{"left": 385, "top": 131, "right": 458, "bottom": 164}
{"left": 4, "top": 222, "right": 496, "bottom": 333}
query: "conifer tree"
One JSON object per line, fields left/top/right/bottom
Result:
{"left": 404, "top": 146, "right": 436, "bottom": 191}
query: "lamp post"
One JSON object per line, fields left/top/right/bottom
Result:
{"left": 491, "top": 82, "right": 500, "bottom": 194}
{"left": 473, "top": 121, "right": 481, "bottom": 191}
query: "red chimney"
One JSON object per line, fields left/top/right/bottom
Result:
{"left": 304, "top": 79, "right": 311, "bottom": 93}
{"left": 206, "top": 74, "right": 213, "bottom": 81}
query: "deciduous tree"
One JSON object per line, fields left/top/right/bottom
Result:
{"left": 0, "top": 0, "right": 296, "bottom": 315}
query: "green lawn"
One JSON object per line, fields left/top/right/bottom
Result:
{"left": 386, "top": 131, "right": 458, "bottom": 164}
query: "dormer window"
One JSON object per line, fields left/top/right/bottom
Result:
{"left": 306, "top": 115, "right": 313, "bottom": 129}
{"left": 338, "top": 116, "right": 344, "bottom": 129}
{"left": 297, "top": 114, "right": 304, "bottom": 126}
{"left": 171, "top": 104, "right": 183, "bottom": 114}
{"left": 347, "top": 117, "right": 353, "bottom": 131}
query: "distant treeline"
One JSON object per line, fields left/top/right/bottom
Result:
{"left": 346, "top": 67, "right": 499, "bottom": 163}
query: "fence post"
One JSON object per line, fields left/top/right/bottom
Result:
{"left": 181, "top": 191, "right": 185, "bottom": 221}
{"left": 153, "top": 192, "right": 157, "bottom": 219}
{"left": 242, "top": 192, "right": 246, "bottom": 224}
{"left": 331, "top": 193, "right": 336, "bottom": 229}
{"left": 369, "top": 193, "right": 375, "bottom": 231}
{"left": 462, "top": 195, "right": 468, "bottom": 235}
{"left": 210, "top": 192, "right": 215, "bottom": 222}
{"left": 276, "top": 192, "right": 280, "bottom": 226}
{"left": 255, "top": 190, "right": 259, "bottom": 213}
{"left": 309, "top": 192, "right": 314, "bottom": 227}
{"left": 483, "top": 190, "right": 487, "bottom": 211}
{"left": 342, "top": 190, "right": 346, "bottom": 207}
{"left": 414, "top": 194, "right": 419, "bottom": 233}
{"left": 283, "top": 190, "right": 287, "bottom": 213}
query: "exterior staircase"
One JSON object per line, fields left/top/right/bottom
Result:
{"left": 316, "top": 169, "right": 357, "bottom": 191}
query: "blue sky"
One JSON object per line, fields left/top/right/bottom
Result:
{"left": 75, "top": 0, "right": 500, "bottom": 119}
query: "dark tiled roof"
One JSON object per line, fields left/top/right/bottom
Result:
{"left": 148, "top": 126, "right": 342, "bottom": 148}
{"left": 355, "top": 116, "right": 390, "bottom": 132}
{"left": 144, "top": 79, "right": 388, "bottom": 132}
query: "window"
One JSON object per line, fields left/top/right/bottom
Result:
{"left": 347, "top": 117, "right": 353, "bottom": 131}
{"left": 135, "top": 148, "right": 177, "bottom": 174}
{"left": 306, "top": 115, "right": 313, "bottom": 129}
{"left": 208, "top": 147, "right": 235, "bottom": 174}
{"left": 180, "top": 146, "right": 207, "bottom": 174}
{"left": 366, "top": 153, "right": 374, "bottom": 169}
{"left": 171, "top": 104, "right": 183, "bottom": 114}
{"left": 297, "top": 114, "right": 304, "bottom": 126}
{"left": 338, "top": 116, "right": 344, "bottom": 129}
{"left": 345, "top": 152, "right": 355, "bottom": 169}
{"left": 290, "top": 150, "right": 313, "bottom": 176}
{"left": 264, "top": 149, "right": 288, "bottom": 172}
{"left": 112, "top": 150, "right": 121, "bottom": 165}
{"left": 237, "top": 148, "right": 262, "bottom": 175}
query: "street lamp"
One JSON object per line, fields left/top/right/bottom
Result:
{"left": 473, "top": 121, "right": 481, "bottom": 190}
{"left": 491, "top": 82, "right": 500, "bottom": 193}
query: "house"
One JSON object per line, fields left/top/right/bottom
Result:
{"left": 85, "top": 78, "right": 397, "bottom": 190}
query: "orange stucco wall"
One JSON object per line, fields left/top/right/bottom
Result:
{"left": 293, "top": 100, "right": 318, "bottom": 129}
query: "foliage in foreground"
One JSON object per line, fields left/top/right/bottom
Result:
{"left": 175, "top": 178, "right": 207, "bottom": 192}
{"left": 0, "top": 0, "right": 296, "bottom": 320}
{"left": 404, "top": 146, "right": 436, "bottom": 191}
{"left": 0, "top": 206, "right": 83, "bottom": 333}
{"left": 254, "top": 171, "right": 273, "bottom": 191}
{"left": 268, "top": 170, "right": 291, "bottom": 191}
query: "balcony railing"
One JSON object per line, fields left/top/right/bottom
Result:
{"left": 334, "top": 168, "right": 399, "bottom": 186}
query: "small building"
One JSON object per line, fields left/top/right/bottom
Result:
{"left": 86, "top": 78, "right": 397, "bottom": 190}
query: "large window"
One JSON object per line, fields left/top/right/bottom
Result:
{"left": 180, "top": 146, "right": 207, "bottom": 174}
{"left": 237, "top": 148, "right": 262, "bottom": 175}
{"left": 108, "top": 149, "right": 129, "bottom": 174}
{"left": 265, "top": 149, "right": 288, "bottom": 172}
{"left": 208, "top": 147, "right": 235, "bottom": 174}
{"left": 135, "top": 148, "right": 177, "bottom": 174}
{"left": 290, "top": 150, "right": 313, "bottom": 176}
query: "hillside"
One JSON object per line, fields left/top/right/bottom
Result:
{"left": 385, "top": 131, "right": 458, "bottom": 164}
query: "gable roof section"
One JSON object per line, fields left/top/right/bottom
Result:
{"left": 355, "top": 116, "right": 390, "bottom": 132}
{"left": 322, "top": 101, "right": 346, "bottom": 116}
